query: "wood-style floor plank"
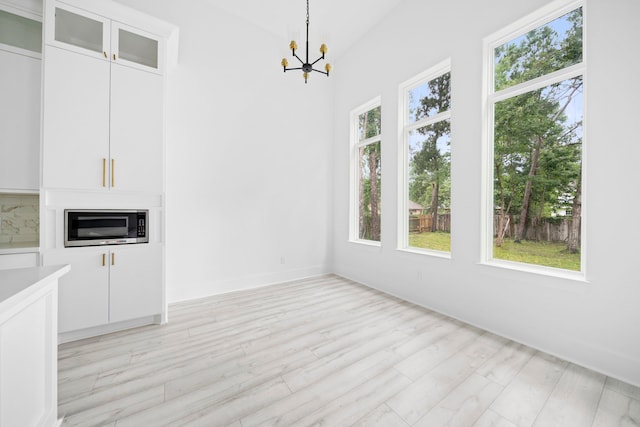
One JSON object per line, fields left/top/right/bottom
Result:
{"left": 532, "top": 364, "right": 605, "bottom": 426}
{"left": 487, "top": 352, "right": 568, "bottom": 426}
{"left": 57, "top": 274, "right": 640, "bottom": 427}
{"left": 591, "top": 387, "right": 640, "bottom": 427}
{"left": 412, "top": 373, "right": 504, "bottom": 427}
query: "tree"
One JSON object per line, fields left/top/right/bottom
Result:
{"left": 493, "top": 8, "right": 583, "bottom": 251}
{"left": 512, "top": 79, "right": 582, "bottom": 243}
{"left": 409, "top": 72, "right": 451, "bottom": 232}
{"left": 358, "top": 107, "right": 381, "bottom": 241}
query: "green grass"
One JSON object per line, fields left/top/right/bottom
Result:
{"left": 408, "top": 231, "right": 451, "bottom": 252}
{"left": 494, "top": 239, "right": 580, "bottom": 271}
{"left": 408, "top": 232, "right": 580, "bottom": 271}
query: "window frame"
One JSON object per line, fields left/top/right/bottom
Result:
{"left": 397, "top": 59, "right": 452, "bottom": 256}
{"left": 481, "top": 0, "right": 587, "bottom": 279}
{"left": 349, "top": 96, "right": 382, "bottom": 246}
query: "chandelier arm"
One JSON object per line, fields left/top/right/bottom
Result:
{"left": 311, "top": 68, "right": 328, "bottom": 76}
{"left": 310, "top": 56, "right": 325, "bottom": 66}
{"left": 285, "top": 67, "right": 304, "bottom": 71}
{"left": 292, "top": 53, "right": 304, "bottom": 64}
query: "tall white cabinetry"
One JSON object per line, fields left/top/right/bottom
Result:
{"left": 40, "top": 0, "right": 178, "bottom": 342}
{"left": 0, "top": 3, "right": 42, "bottom": 191}
{"left": 42, "top": 2, "right": 164, "bottom": 193}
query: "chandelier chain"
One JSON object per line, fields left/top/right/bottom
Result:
{"left": 306, "top": 0, "right": 309, "bottom": 25}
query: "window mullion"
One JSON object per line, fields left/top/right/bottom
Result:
{"left": 491, "top": 62, "right": 585, "bottom": 103}
{"left": 356, "top": 135, "right": 382, "bottom": 149}
{"left": 405, "top": 110, "right": 451, "bottom": 133}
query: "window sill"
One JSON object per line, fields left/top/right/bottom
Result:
{"left": 348, "top": 239, "right": 382, "bottom": 248}
{"left": 479, "top": 259, "right": 587, "bottom": 283}
{"left": 397, "top": 247, "right": 452, "bottom": 260}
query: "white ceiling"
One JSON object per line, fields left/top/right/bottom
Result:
{"left": 210, "top": 0, "right": 406, "bottom": 60}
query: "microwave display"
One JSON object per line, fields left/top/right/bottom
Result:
{"left": 65, "top": 209, "right": 148, "bottom": 247}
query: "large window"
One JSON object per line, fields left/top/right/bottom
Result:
{"left": 485, "top": 1, "right": 584, "bottom": 273}
{"left": 350, "top": 98, "right": 382, "bottom": 243}
{"left": 399, "top": 61, "right": 451, "bottom": 253}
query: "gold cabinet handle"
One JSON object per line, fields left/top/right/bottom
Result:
{"left": 111, "top": 159, "right": 115, "bottom": 187}
{"left": 102, "top": 158, "right": 107, "bottom": 187}
{"left": 103, "top": 51, "right": 107, "bottom": 58}
{"left": 113, "top": 53, "right": 116, "bottom": 61}
{"left": 111, "top": 252, "right": 115, "bottom": 266}
{"left": 102, "top": 253, "right": 106, "bottom": 267}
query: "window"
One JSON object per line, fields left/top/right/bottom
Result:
{"left": 350, "top": 98, "right": 382, "bottom": 243}
{"left": 485, "top": 1, "right": 584, "bottom": 273}
{"left": 399, "top": 61, "right": 451, "bottom": 253}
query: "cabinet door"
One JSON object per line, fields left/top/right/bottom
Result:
{"left": 0, "top": 50, "right": 40, "bottom": 190}
{"left": 42, "top": 46, "right": 110, "bottom": 190}
{"left": 112, "top": 22, "right": 162, "bottom": 74}
{"left": 0, "top": 7, "right": 42, "bottom": 56}
{"left": 109, "top": 244, "right": 162, "bottom": 323}
{"left": 45, "top": 2, "right": 109, "bottom": 60}
{"left": 110, "top": 64, "right": 163, "bottom": 193}
{"left": 43, "top": 249, "right": 109, "bottom": 333}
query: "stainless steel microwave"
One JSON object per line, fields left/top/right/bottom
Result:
{"left": 64, "top": 209, "right": 149, "bottom": 247}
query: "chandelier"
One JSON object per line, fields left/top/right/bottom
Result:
{"left": 280, "top": 0, "right": 331, "bottom": 83}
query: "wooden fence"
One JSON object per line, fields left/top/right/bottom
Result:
{"left": 494, "top": 215, "right": 579, "bottom": 243}
{"left": 409, "top": 214, "right": 451, "bottom": 233}
{"left": 409, "top": 214, "right": 579, "bottom": 244}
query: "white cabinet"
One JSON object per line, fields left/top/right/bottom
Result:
{"left": 45, "top": 2, "right": 163, "bottom": 73}
{"left": 0, "top": 6, "right": 42, "bottom": 56}
{"left": 43, "top": 248, "right": 108, "bottom": 332}
{"left": 114, "top": 22, "right": 160, "bottom": 71}
{"left": 43, "top": 244, "right": 162, "bottom": 334}
{"left": 109, "top": 62, "right": 163, "bottom": 192}
{"left": 0, "top": 265, "right": 68, "bottom": 427}
{"left": 39, "top": 0, "right": 176, "bottom": 340}
{"left": 109, "top": 244, "right": 162, "bottom": 323}
{"left": 0, "top": 6, "right": 42, "bottom": 191}
{"left": 42, "top": 1, "right": 165, "bottom": 193}
{"left": 42, "top": 45, "right": 110, "bottom": 191}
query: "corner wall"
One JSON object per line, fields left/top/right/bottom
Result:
{"left": 331, "top": 0, "right": 640, "bottom": 386}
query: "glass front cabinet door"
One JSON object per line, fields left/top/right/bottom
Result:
{"left": 46, "top": 3, "right": 109, "bottom": 60}
{"left": 0, "top": 7, "right": 42, "bottom": 57}
{"left": 112, "top": 22, "right": 162, "bottom": 72}
{"left": 46, "top": 1, "right": 163, "bottom": 74}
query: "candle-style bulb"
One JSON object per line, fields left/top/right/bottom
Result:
{"left": 320, "top": 43, "right": 328, "bottom": 55}
{"left": 281, "top": 58, "right": 289, "bottom": 69}
{"left": 289, "top": 40, "right": 298, "bottom": 51}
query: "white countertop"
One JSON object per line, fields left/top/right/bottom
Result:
{"left": 0, "top": 242, "right": 40, "bottom": 255}
{"left": 0, "top": 265, "right": 70, "bottom": 313}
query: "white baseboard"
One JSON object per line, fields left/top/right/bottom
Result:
{"left": 58, "top": 314, "right": 161, "bottom": 344}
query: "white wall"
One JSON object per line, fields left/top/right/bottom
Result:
{"left": 114, "top": 0, "right": 334, "bottom": 302}
{"left": 331, "top": 0, "right": 640, "bottom": 386}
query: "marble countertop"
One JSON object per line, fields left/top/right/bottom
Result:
{"left": 0, "top": 265, "right": 70, "bottom": 313}
{"left": 0, "top": 242, "right": 40, "bottom": 255}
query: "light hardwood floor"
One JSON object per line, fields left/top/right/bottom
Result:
{"left": 58, "top": 275, "right": 640, "bottom": 426}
